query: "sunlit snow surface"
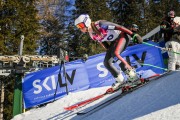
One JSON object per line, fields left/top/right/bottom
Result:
{"left": 12, "top": 71, "right": 180, "bottom": 120}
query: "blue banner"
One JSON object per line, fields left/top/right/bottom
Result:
{"left": 23, "top": 41, "right": 165, "bottom": 108}
{"left": 23, "top": 61, "right": 89, "bottom": 108}
{"left": 85, "top": 41, "right": 165, "bottom": 88}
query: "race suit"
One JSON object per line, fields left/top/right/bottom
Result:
{"left": 89, "top": 20, "right": 142, "bottom": 78}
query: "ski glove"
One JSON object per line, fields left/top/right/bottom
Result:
{"left": 131, "top": 33, "right": 143, "bottom": 44}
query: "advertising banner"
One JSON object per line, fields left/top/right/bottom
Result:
{"left": 23, "top": 42, "right": 165, "bottom": 108}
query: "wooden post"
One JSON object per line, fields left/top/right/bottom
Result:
{"left": 0, "top": 79, "right": 4, "bottom": 120}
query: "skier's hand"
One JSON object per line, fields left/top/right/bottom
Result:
{"left": 125, "top": 64, "right": 132, "bottom": 70}
{"left": 131, "top": 33, "right": 143, "bottom": 44}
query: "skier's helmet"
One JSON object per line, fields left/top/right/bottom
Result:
{"left": 168, "top": 10, "right": 175, "bottom": 18}
{"left": 132, "top": 24, "right": 139, "bottom": 30}
{"left": 75, "top": 14, "right": 91, "bottom": 29}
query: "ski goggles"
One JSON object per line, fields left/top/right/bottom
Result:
{"left": 76, "top": 22, "right": 86, "bottom": 29}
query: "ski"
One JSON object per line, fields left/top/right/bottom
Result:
{"left": 76, "top": 71, "right": 172, "bottom": 115}
{"left": 64, "top": 73, "right": 165, "bottom": 111}
{"left": 64, "top": 85, "right": 124, "bottom": 111}
{"left": 64, "top": 93, "right": 106, "bottom": 111}
{"left": 76, "top": 83, "right": 145, "bottom": 115}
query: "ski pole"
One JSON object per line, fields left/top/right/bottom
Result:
{"left": 140, "top": 63, "right": 168, "bottom": 71}
{"left": 142, "top": 42, "right": 180, "bottom": 55}
{"left": 132, "top": 62, "right": 168, "bottom": 71}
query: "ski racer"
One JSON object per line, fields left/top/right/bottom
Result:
{"left": 160, "top": 10, "right": 180, "bottom": 70}
{"left": 74, "top": 14, "right": 143, "bottom": 92}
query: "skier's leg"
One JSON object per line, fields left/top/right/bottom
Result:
{"left": 165, "top": 40, "right": 176, "bottom": 70}
{"left": 103, "top": 41, "right": 121, "bottom": 77}
{"left": 114, "top": 33, "right": 139, "bottom": 82}
{"left": 104, "top": 42, "right": 125, "bottom": 91}
{"left": 176, "top": 42, "right": 180, "bottom": 70}
{"left": 172, "top": 40, "right": 180, "bottom": 70}
{"left": 111, "top": 72, "right": 124, "bottom": 90}
{"left": 168, "top": 59, "right": 176, "bottom": 70}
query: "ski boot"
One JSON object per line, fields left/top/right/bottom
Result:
{"left": 125, "top": 68, "right": 140, "bottom": 86}
{"left": 106, "top": 73, "right": 125, "bottom": 93}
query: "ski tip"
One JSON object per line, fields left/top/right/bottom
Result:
{"left": 64, "top": 107, "right": 71, "bottom": 111}
{"left": 64, "top": 105, "right": 77, "bottom": 111}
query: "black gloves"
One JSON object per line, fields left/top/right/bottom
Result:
{"left": 131, "top": 33, "right": 143, "bottom": 44}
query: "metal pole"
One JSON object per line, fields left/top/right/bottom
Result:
{"left": 62, "top": 60, "right": 69, "bottom": 95}
{"left": 13, "top": 35, "right": 24, "bottom": 116}
{"left": 19, "top": 35, "right": 24, "bottom": 56}
{"left": 12, "top": 74, "right": 23, "bottom": 116}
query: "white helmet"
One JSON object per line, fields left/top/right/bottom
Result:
{"left": 74, "top": 14, "right": 91, "bottom": 28}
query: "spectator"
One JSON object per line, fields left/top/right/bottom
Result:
{"left": 129, "top": 24, "right": 139, "bottom": 46}
{"left": 129, "top": 24, "right": 139, "bottom": 33}
{"left": 160, "top": 10, "right": 180, "bottom": 70}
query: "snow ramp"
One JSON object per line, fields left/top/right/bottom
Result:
{"left": 12, "top": 71, "right": 180, "bottom": 120}
{"left": 71, "top": 71, "right": 180, "bottom": 120}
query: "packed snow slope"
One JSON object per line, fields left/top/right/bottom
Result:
{"left": 12, "top": 71, "right": 180, "bottom": 120}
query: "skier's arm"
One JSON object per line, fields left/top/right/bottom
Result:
{"left": 99, "top": 21, "right": 143, "bottom": 43}
{"left": 99, "top": 21, "right": 133, "bottom": 35}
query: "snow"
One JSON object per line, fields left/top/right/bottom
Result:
{"left": 12, "top": 71, "right": 180, "bottom": 120}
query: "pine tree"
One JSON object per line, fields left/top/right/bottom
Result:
{"left": 142, "top": 0, "right": 180, "bottom": 36}
{"left": 0, "top": 0, "right": 41, "bottom": 55}
{"left": 38, "top": 0, "right": 67, "bottom": 56}
{"left": 108, "top": 0, "right": 180, "bottom": 37}
{"left": 39, "top": 18, "right": 65, "bottom": 55}
{"left": 0, "top": 0, "right": 41, "bottom": 119}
